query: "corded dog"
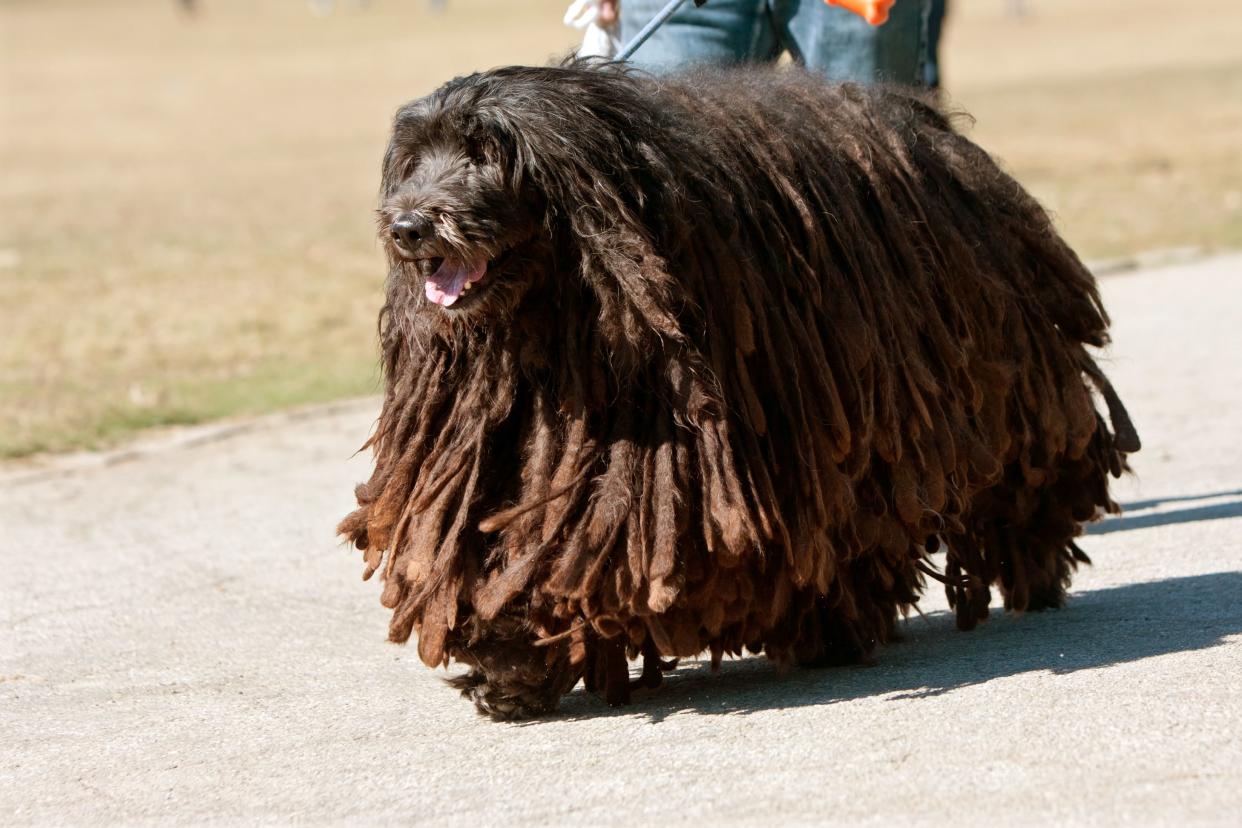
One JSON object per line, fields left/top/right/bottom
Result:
{"left": 338, "top": 63, "right": 1140, "bottom": 720}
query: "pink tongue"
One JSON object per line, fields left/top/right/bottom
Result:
{"left": 425, "top": 258, "right": 486, "bottom": 307}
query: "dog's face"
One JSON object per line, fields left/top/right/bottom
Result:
{"left": 379, "top": 99, "right": 544, "bottom": 316}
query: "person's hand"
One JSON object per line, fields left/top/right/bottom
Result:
{"left": 599, "top": 0, "right": 618, "bottom": 26}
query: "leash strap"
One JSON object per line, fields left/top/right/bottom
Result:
{"left": 615, "top": 0, "right": 699, "bottom": 62}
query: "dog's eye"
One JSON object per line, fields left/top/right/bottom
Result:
{"left": 383, "top": 149, "right": 422, "bottom": 193}
{"left": 398, "top": 153, "right": 421, "bottom": 181}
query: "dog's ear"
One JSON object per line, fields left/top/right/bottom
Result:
{"left": 572, "top": 209, "right": 688, "bottom": 367}
{"left": 470, "top": 84, "right": 691, "bottom": 369}
{"left": 460, "top": 114, "right": 506, "bottom": 168}
{"left": 460, "top": 104, "right": 533, "bottom": 197}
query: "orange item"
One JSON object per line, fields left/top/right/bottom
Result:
{"left": 825, "top": 0, "right": 895, "bottom": 26}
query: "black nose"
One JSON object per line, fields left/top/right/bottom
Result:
{"left": 391, "top": 214, "right": 434, "bottom": 250}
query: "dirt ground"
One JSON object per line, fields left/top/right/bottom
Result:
{"left": 2, "top": 0, "right": 1241, "bottom": 457}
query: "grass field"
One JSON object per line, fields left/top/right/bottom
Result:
{"left": 2, "top": 0, "right": 1240, "bottom": 458}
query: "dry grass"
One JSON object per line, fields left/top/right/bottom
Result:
{"left": 2, "top": 0, "right": 1240, "bottom": 457}
{"left": 944, "top": 0, "right": 1242, "bottom": 257}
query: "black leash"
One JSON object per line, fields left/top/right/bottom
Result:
{"left": 614, "top": 0, "right": 706, "bottom": 62}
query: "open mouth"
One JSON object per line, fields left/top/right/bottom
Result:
{"left": 420, "top": 249, "right": 514, "bottom": 309}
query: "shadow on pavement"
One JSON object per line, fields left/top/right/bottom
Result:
{"left": 547, "top": 571, "right": 1242, "bottom": 723}
{"left": 1091, "top": 501, "right": 1242, "bottom": 535}
{"left": 1091, "top": 489, "right": 1242, "bottom": 535}
{"left": 1120, "top": 489, "right": 1242, "bottom": 512}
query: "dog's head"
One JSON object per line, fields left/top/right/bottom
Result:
{"left": 379, "top": 78, "right": 545, "bottom": 315}
{"left": 378, "top": 64, "right": 690, "bottom": 351}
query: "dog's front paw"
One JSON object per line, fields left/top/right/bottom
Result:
{"left": 447, "top": 670, "right": 556, "bottom": 722}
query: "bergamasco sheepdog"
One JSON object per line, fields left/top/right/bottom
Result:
{"left": 338, "top": 61, "right": 1140, "bottom": 720}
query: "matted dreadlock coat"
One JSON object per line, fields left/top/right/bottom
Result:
{"left": 337, "top": 63, "right": 1139, "bottom": 719}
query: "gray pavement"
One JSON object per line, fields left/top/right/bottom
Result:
{"left": 3, "top": 255, "right": 1242, "bottom": 825}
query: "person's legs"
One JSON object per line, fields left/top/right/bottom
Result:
{"left": 777, "top": 0, "right": 929, "bottom": 85}
{"left": 619, "top": 0, "right": 779, "bottom": 72}
{"left": 924, "top": 0, "right": 947, "bottom": 88}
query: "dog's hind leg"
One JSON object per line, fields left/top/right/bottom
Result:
{"left": 949, "top": 421, "right": 1123, "bottom": 624}
{"left": 997, "top": 435, "right": 1119, "bottom": 614}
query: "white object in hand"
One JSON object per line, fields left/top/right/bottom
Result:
{"left": 564, "top": 0, "right": 621, "bottom": 59}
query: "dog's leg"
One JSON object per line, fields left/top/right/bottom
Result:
{"left": 994, "top": 457, "right": 1107, "bottom": 614}
{"left": 793, "top": 561, "right": 914, "bottom": 668}
{"left": 793, "top": 603, "right": 876, "bottom": 668}
{"left": 954, "top": 423, "right": 1119, "bottom": 618}
{"left": 598, "top": 635, "right": 632, "bottom": 707}
{"left": 631, "top": 636, "right": 677, "bottom": 692}
{"left": 447, "top": 623, "right": 581, "bottom": 721}
{"left": 948, "top": 490, "right": 1076, "bottom": 621}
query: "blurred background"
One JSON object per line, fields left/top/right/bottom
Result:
{"left": 2, "top": 0, "right": 1240, "bottom": 459}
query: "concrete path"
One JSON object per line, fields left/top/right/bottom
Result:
{"left": 3, "top": 255, "right": 1241, "bottom": 825}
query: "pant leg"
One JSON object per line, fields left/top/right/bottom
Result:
{"left": 618, "top": 0, "right": 779, "bottom": 72}
{"left": 924, "top": 0, "right": 947, "bottom": 88}
{"left": 777, "top": 0, "right": 930, "bottom": 85}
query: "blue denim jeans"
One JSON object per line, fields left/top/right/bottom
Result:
{"left": 619, "top": 0, "right": 932, "bottom": 86}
